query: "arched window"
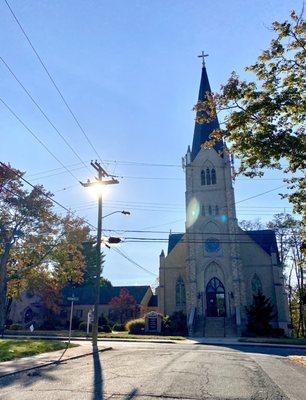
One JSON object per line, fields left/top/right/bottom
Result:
{"left": 206, "top": 277, "right": 226, "bottom": 317}
{"left": 211, "top": 168, "right": 216, "bottom": 184}
{"left": 201, "top": 170, "right": 206, "bottom": 185}
{"left": 208, "top": 205, "right": 212, "bottom": 215}
{"left": 176, "top": 277, "right": 186, "bottom": 308}
{"left": 206, "top": 168, "right": 211, "bottom": 185}
{"left": 251, "top": 274, "right": 262, "bottom": 295}
{"left": 201, "top": 205, "right": 205, "bottom": 216}
{"left": 215, "top": 205, "right": 219, "bottom": 215}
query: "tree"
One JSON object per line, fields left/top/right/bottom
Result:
{"left": 0, "top": 163, "right": 90, "bottom": 330}
{"left": 239, "top": 218, "right": 265, "bottom": 231}
{"left": 194, "top": 10, "right": 306, "bottom": 226}
{"left": 109, "top": 289, "right": 138, "bottom": 324}
{"left": 267, "top": 213, "right": 305, "bottom": 337}
{"left": 0, "top": 164, "right": 57, "bottom": 332}
{"left": 246, "top": 292, "right": 275, "bottom": 336}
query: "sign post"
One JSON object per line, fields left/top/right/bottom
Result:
{"left": 67, "top": 296, "right": 79, "bottom": 344}
{"left": 87, "top": 309, "right": 94, "bottom": 337}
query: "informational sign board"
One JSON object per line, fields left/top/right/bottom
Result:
{"left": 148, "top": 315, "right": 158, "bottom": 331}
{"left": 67, "top": 296, "right": 79, "bottom": 302}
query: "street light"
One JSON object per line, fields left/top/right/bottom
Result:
{"left": 102, "top": 210, "right": 131, "bottom": 219}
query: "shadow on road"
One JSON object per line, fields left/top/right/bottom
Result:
{"left": 192, "top": 341, "right": 306, "bottom": 357}
{"left": 124, "top": 388, "right": 138, "bottom": 400}
{"left": 92, "top": 345, "right": 104, "bottom": 400}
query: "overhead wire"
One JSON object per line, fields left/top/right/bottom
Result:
{"left": 4, "top": 0, "right": 105, "bottom": 167}
{"left": 0, "top": 56, "right": 91, "bottom": 174}
{"left": 0, "top": 162, "right": 97, "bottom": 231}
{"left": 112, "top": 247, "right": 157, "bottom": 277}
{"left": 0, "top": 97, "right": 80, "bottom": 182}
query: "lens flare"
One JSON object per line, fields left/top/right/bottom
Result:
{"left": 88, "top": 183, "right": 109, "bottom": 198}
{"left": 186, "top": 197, "right": 200, "bottom": 228}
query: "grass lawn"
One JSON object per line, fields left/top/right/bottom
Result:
{"left": 239, "top": 337, "right": 306, "bottom": 346}
{"left": 5, "top": 329, "right": 186, "bottom": 341}
{"left": 0, "top": 339, "right": 77, "bottom": 362}
{"left": 98, "top": 332, "right": 185, "bottom": 340}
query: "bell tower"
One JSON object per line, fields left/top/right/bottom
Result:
{"left": 183, "top": 56, "right": 246, "bottom": 335}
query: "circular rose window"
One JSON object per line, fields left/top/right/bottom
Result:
{"left": 205, "top": 238, "right": 220, "bottom": 253}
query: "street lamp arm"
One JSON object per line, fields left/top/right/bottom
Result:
{"left": 102, "top": 210, "right": 131, "bottom": 219}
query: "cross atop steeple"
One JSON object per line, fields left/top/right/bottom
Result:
{"left": 198, "top": 51, "right": 209, "bottom": 67}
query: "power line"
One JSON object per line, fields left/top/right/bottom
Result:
{"left": 123, "top": 238, "right": 293, "bottom": 245}
{"left": 0, "top": 97, "right": 80, "bottom": 182}
{"left": 0, "top": 56, "right": 90, "bottom": 173}
{"left": 112, "top": 247, "right": 157, "bottom": 277}
{"left": 24, "top": 161, "right": 285, "bottom": 182}
{"left": 103, "top": 230, "right": 297, "bottom": 238}
{"left": 4, "top": 0, "right": 104, "bottom": 166}
{"left": 0, "top": 162, "right": 97, "bottom": 231}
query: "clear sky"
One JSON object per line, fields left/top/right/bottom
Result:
{"left": 0, "top": 0, "right": 301, "bottom": 287}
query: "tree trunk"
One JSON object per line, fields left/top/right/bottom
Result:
{"left": 0, "top": 243, "right": 11, "bottom": 335}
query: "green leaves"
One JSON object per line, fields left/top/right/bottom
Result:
{"left": 195, "top": 10, "right": 306, "bottom": 225}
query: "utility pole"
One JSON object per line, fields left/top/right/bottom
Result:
{"left": 81, "top": 161, "right": 119, "bottom": 347}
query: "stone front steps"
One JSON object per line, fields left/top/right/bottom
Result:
{"left": 193, "top": 317, "right": 237, "bottom": 338}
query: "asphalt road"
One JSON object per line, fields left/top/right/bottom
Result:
{"left": 0, "top": 341, "right": 306, "bottom": 400}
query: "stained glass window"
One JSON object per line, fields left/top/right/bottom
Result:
{"left": 206, "top": 168, "right": 211, "bottom": 185}
{"left": 201, "top": 170, "right": 206, "bottom": 185}
{"left": 211, "top": 168, "right": 216, "bottom": 184}
{"left": 251, "top": 274, "right": 262, "bottom": 295}
{"left": 176, "top": 276, "right": 186, "bottom": 307}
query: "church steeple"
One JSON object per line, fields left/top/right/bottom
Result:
{"left": 191, "top": 56, "right": 223, "bottom": 161}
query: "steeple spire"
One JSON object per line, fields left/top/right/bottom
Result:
{"left": 191, "top": 54, "right": 224, "bottom": 161}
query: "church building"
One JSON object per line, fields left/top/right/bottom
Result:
{"left": 157, "top": 57, "right": 290, "bottom": 337}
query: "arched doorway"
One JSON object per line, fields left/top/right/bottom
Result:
{"left": 206, "top": 277, "right": 226, "bottom": 317}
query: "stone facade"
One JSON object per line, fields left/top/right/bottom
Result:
{"left": 157, "top": 64, "right": 290, "bottom": 337}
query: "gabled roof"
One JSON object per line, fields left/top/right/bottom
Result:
{"left": 245, "top": 229, "right": 280, "bottom": 263}
{"left": 61, "top": 285, "right": 150, "bottom": 306}
{"left": 148, "top": 294, "right": 158, "bottom": 307}
{"left": 191, "top": 66, "right": 224, "bottom": 161}
{"left": 168, "top": 233, "right": 184, "bottom": 254}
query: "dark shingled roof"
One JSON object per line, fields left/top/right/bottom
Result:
{"left": 148, "top": 294, "right": 158, "bottom": 307}
{"left": 245, "top": 229, "right": 280, "bottom": 263}
{"left": 168, "top": 233, "right": 184, "bottom": 254}
{"left": 62, "top": 285, "right": 150, "bottom": 306}
{"left": 191, "top": 66, "right": 224, "bottom": 161}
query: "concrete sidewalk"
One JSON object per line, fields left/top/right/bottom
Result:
{"left": 186, "top": 337, "right": 306, "bottom": 349}
{"left": 0, "top": 341, "right": 111, "bottom": 378}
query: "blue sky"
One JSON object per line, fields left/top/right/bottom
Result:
{"left": 0, "top": 0, "right": 300, "bottom": 286}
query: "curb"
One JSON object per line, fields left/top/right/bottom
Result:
{"left": 3, "top": 335, "right": 176, "bottom": 345}
{"left": 0, "top": 346, "right": 112, "bottom": 379}
{"left": 193, "top": 341, "right": 306, "bottom": 350}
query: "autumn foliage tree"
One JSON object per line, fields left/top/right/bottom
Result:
{"left": 109, "top": 289, "right": 138, "bottom": 323}
{"left": 0, "top": 163, "right": 91, "bottom": 331}
{"left": 194, "top": 10, "right": 306, "bottom": 227}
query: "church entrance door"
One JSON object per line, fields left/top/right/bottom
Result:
{"left": 206, "top": 277, "right": 226, "bottom": 317}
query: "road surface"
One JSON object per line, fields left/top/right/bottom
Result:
{"left": 0, "top": 341, "right": 305, "bottom": 400}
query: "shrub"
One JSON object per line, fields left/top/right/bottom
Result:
{"left": 10, "top": 324, "right": 23, "bottom": 331}
{"left": 71, "top": 316, "right": 81, "bottom": 330}
{"left": 98, "top": 314, "right": 110, "bottom": 327}
{"left": 79, "top": 321, "right": 91, "bottom": 332}
{"left": 126, "top": 318, "right": 145, "bottom": 334}
{"left": 162, "top": 315, "right": 172, "bottom": 335}
{"left": 271, "top": 328, "right": 285, "bottom": 338}
{"left": 99, "top": 325, "right": 112, "bottom": 333}
{"left": 246, "top": 292, "right": 275, "bottom": 336}
{"left": 163, "top": 311, "right": 187, "bottom": 336}
{"left": 113, "top": 323, "right": 126, "bottom": 332}
{"left": 39, "top": 319, "right": 57, "bottom": 331}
